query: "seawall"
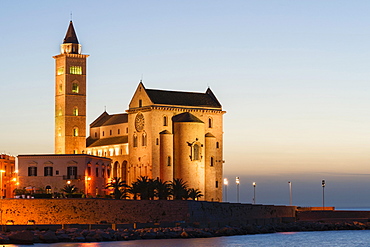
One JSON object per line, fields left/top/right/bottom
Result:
{"left": 0, "top": 199, "right": 296, "bottom": 227}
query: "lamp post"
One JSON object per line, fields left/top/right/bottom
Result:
{"left": 322, "top": 180, "right": 325, "bottom": 209}
{"left": 236, "top": 177, "right": 240, "bottom": 203}
{"left": 252, "top": 182, "right": 256, "bottom": 204}
{"left": 223, "top": 178, "right": 228, "bottom": 202}
{"left": 288, "top": 181, "right": 292, "bottom": 206}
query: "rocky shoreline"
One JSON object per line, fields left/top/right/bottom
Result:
{"left": 1, "top": 221, "right": 370, "bottom": 244}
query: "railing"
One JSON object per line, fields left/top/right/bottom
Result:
{"left": 62, "top": 175, "right": 83, "bottom": 180}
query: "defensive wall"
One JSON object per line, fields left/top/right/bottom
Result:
{"left": 0, "top": 199, "right": 296, "bottom": 227}
{"left": 297, "top": 210, "right": 370, "bottom": 222}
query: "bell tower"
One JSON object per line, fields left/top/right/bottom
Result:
{"left": 53, "top": 21, "right": 89, "bottom": 154}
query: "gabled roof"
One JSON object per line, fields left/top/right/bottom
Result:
{"left": 86, "top": 136, "right": 128, "bottom": 148}
{"left": 172, "top": 112, "right": 204, "bottom": 123}
{"left": 145, "top": 87, "right": 222, "bottom": 108}
{"left": 90, "top": 112, "right": 128, "bottom": 128}
{"left": 63, "top": 21, "right": 79, "bottom": 44}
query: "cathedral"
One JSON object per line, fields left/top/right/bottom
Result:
{"left": 18, "top": 21, "right": 225, "bottom": 201}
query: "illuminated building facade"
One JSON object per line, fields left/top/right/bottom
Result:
{"left": 0, "top": 154, "right": 17, "bottom": 198}
{"left": 53, "top": 21, "right": 89, "bottom": 154}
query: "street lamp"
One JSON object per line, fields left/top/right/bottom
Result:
{"left": 322, "top": 180, "right": 326, "bottom": 209}
{"left": 236, "top": 177, "right": 240, "bottom": 203}
{"left": 288, "top": 181, "right": 292, "bottom": 206}
{"left": 223, "top": 178, "right": 228, "bottom": 202}
{"left": 252, "top": 182, "right": 256, "bottom": 204}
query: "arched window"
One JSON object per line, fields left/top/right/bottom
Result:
{"left": 163, "top": 116, "right": 168, "bottom": 126}
{"left": 73, "top": 127, "right": 79, "bottom": 137}
{"left": 167, "top": 156, "right": 171, "bottom": 166}
{"left": 133, "top": 135, "right": 138, "bottom": 147}
{"left": 208, "top": 117, "right": 213, "bottom": 128}
{"left": 72, "top": 83, "right": 79, "bottom": 93}
{"left": 45, "top": 185, "right": 52, "bottom": 194}
{"left": 73, "top": 107, "right": 78, "bottom": 116}
{"left": 142, "top": 132, "right": 147, "bottom": 146}
{"left": 210, "top": 157, "right": 214, "bottom": 167}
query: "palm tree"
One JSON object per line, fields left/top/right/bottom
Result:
{"left": 154, "top": 178, "right": 171, "bottom": 200}
{"left": 61, "top": 184, "right": 78, "bottom": 194}
{"left": 129, "top": 176, "right": 156, "bottom": 200}
{"left": 187, "top": 188, "right": 203, "bottom": 200}
{"left": 171, "top": 178, "right": 189, "bottom": 200}
{"left": 106, "top": 177, "right": 129, "bottom": 199}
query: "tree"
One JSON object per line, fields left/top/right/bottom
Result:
{"left": 187, "top": 188, "right": 203, "bottom": 200}
{"left": 106, "top": 177, "right": 129, "bottom": 199}
{"left": 61, "top": 184, "right": 78, "bottom": 194}
{"left": 129, "top": 176, "right": 156, "bottom": 200}
{"left": 154, "top": 178, "right": 171, "bottom": 200}
{"left": 171, "top": 178, "right": 189, "bottom": 200}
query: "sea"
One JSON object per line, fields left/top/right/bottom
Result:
{"left": 7, "top": 230, "right": 370, "bottom": 247}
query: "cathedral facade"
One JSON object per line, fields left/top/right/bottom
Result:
{"left": 19, "top": 21, "right": 225, "bottom": 201}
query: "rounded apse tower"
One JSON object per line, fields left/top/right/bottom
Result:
{"left": 173, "top": 112, "right": 205, "bottom": 194}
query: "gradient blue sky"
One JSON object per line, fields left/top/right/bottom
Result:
{"left": 1, "top": 1, "right": 370, "bottom": 207}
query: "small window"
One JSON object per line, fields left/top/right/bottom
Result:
{"left": 72, "top": 83, "right": 79, "bottom": 93}
{"left": 87, "top": 166, "right": 91, "bottom": 176}
{"left": 118, "top": 129, "right": 120, "bottom": 135}
{"left": 57, "top": 67, "right": 64, "bottom": 75}
{"left": 110, "top": 130, "right": 112, "bottom": 136}
{"left": 96, "top": 167, "right": 99, "bottom": 177}
{"left": 56, "top": 170, "right": 59, "bottom": 175}
{"left": 142, "top": 133, "right": 147, "bottom": 146}
{"left": 139, "top": 99, "right": 142, "bottom": 107}
{"left": 133, "top": 135, "right": 138, "bottom": 147}
{"left": 28, "top": 167, "right": 37, "bottom": 176}
{"left": 94, "top": 132, "right": 97, "bottom": 138}
{"left": 102, "top": 131, "right": 105, "bottom": 137}
{"left": 208, "top": 118, "right": 213, "bottom": 128}
{"left": 216, "top": 142, "right": 219, "bottom": 148}
{"left": 193, "top": 144, "right": 200, "bottom": 160}
{"left": 67, "top": 166, "right": 77, "bottom": 179}
{"left": 70, "top": 66, "right": 82, "bottom": 75}
{"left": 44, "top": 167, "right": 53, "bottom": 176}
{"left": 107, "top": 168, "right": 110, "bottom": 178}
{"left": 156, "top": 138, "right": 159, "bottom": 145}
{"left": 167, "top": 156, "right": 171, "bottom": 166}
{"left": 210, "top": 157, "right": 214, "bottom": 167}
{"left": 163, "top": 116, "right": 168, "bottom": 126}
{"left": 58, "top": 84, "right": 63, "bottom": 93}
{"left": 58, "top": 107, "right": 62, "bottom": 116}
{"left": 73, "top": 127, "right": 78, "bottom": 137}
{"left": 102, "top": 168, "right": 105, "bottom": 178}
{"left": 73, "top": 107, "right": 78, "bottom": 116}
{"left": 215, "top": 181, "right": 219, "bottom": 188}
{"left": 126, "top": 128, "right": 128, "bottom": 133}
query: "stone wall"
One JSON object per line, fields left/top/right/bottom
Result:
{"left": 297, "top": 210, "right": 370, "bottom": 222}
{"left": 0, "top": 199, "right": 296, "bottom": 226}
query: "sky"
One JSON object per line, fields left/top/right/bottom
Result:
{"left": 1, "top": 1, "right": 370, "bottom": 208}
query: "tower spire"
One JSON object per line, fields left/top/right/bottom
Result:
{"left": 63, "top": 21, "right": 79, "bottom": 44}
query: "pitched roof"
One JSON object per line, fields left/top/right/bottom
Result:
{"left": 86, "top": 136, "right": 128, "bottom": 148}
{"left": 90, "top": 112, "right": 128, "bottom": 128}
{"left": 145, "top": 87, "right": 222, "bottom": 108}
{"left": 63, "top": 21, "right": 79, "bottom": 44}
{"left": 172, "top": 112, "right": 204, "bottom": 123}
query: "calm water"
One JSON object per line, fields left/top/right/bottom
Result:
{"left": 8, "top": 230, "right": 370, "bottom": 247}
